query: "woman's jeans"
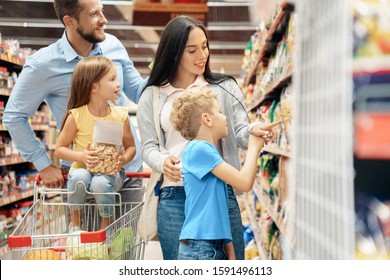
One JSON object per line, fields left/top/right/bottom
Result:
{"left": 178, "top": 239, "right": 226, "bottom": 260}
{"left": 67, "top": 168, "right": 125, "bottom": 218}
{"left": 157, "top": 187, "right": 186, "bottom": 260}
{"left": 157, "top": 185, "right": 245, "bottom": 260}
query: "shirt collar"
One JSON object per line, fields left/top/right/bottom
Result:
{"left": 161, "top": 75, "right": 209, "bottom": 96}
{"left": 60, "top": 31, "right": 104, "bottom": 62}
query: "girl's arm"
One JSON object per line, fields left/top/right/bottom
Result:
{"left": 117, "top": 118, "right": 136, "bottom": 170}
{"left": 212, "top": 134, "right": 264, "bottom": 192}
{"left": 55, "top": 113, "right": 97, "bottom": 166}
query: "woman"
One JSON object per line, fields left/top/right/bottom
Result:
{"left": 137, "top": 15, "right": 273, "bottom": 260}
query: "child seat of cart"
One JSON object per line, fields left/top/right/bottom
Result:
{"left": 34, "top": 171, "right": 150, "bottom": 232}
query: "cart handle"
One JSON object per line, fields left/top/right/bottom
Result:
{"left": 35, "top": 173, "right": 68, "bottom": 186}
{"left": 125, "top": 171, "right": 151, "bottom": 178}
{"left": 35, "top": 171, "right": 151, "bottom": 185}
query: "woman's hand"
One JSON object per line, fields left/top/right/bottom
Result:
{"left": 163, "top": 156, "right": 182, "bottom": 182}
{"left": 251, "top": 120, "right": 282, "bottom": 143}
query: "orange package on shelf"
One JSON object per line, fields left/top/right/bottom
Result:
{"left": 355, "top": 112, "right": 390, "bottom": 159}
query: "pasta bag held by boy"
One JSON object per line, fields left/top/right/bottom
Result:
{"left": 88, "top": 119, "right": 124, "bottom": 175}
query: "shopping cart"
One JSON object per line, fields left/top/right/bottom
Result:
{"left": 8, "top": 171, "right": 151, "bottom": 260}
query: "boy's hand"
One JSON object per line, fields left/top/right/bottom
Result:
{"left": 248, "top": 134, "right": 265, "bottom": 152}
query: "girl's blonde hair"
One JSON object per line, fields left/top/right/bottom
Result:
{"left": 61, "top": 56, "right": 115, "bottom": 130}
{"left": 170, "top": 86, "right": 218, "bottom": 140}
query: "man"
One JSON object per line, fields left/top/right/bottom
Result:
{"left": 3, "top": 0, "right": 147, "bottom": 190}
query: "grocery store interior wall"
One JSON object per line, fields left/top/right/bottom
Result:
{"left": 0, "top": 0, "right": 262, "bottom": 78}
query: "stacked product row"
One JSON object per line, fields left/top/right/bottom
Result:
{"left": 240, "top": 1, "right": 295, "bottom": 260}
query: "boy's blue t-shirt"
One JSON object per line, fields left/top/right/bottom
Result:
{"left": 180, "top": 140, "right": 232, "bottom": 242}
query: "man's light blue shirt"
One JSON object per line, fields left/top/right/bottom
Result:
{"left": 3, "top": 31, "right": 147, "bottom": 172}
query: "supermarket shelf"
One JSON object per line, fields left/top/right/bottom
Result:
{"left": 353, "top": 56, "right": 390, "bottom": 76}
{"left": 253, "top": 179, "right": 295, "bottom": 250}
{"left": 0, "top": 89, "right": 11, "bottom": 96}
{"left": 0, "top": 58, "right": 23, "bottom": 72}
{"left": 247, "top": 70, "right": 293, "bottom": 111}
{"left": 253, "top": 180, "right": 285, "bottom": 232}
{"left": 262, "top": 143, "right": 291, "bottom": 157}
{"left": 0, "top": 155, "right": 27, "bottom": 166}
{"left": 242, "top": 193, "right": 269, "bottom": 260}
{"left": 0, "top": 188, "right": 35, "bottom": 207}
{"left": 354, "top": 112, "right": 390, "bottom": 159}
{"left": 244, "top": 1, "right": 294, "bottom": 86}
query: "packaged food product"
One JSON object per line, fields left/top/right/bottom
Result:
{"left": 23, "top": 249, "right": 63, "bottom": 260}
{"left": 66, "top": 230, "right": 108, "bottom": 260}
{"left": 110, "top": 227, "right": 135, "bottom": 260}
{"left": 88, "top": 142, "right": 118, "bottom": 175}
{"left": 87, "top": 119, "right": 124, "bottom": 175}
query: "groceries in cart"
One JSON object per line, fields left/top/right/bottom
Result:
{"left": 66, "top": 233, "right": 109, "bottom": 260}
{"left": 23, "top": 249, "right": 63, "bottom": 260}
{"left": 109, "top": 227, "right": 135, "bottom": 260}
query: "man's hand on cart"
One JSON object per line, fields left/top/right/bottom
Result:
{"left": 38, "top": 164, "right": 65, "bottom": 188}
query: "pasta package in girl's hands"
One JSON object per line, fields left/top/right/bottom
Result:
{"left": 88, "top": 119, "right": 123, "bottom": 175}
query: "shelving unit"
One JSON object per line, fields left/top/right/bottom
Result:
{"left": 240, "top": 1, "right": 295, "bottom": 260}
{"left": 353, "top": 57, "right": 390, "bottom": 160}
{"left": 351, "top": 0, "right": 390, "bottom": 259}
{"left": 247, "top": 68, "right": 293, "bottom": 112}
{"left": 0, "top": 57, "right": 56, "bottom": 258}
{"left": 241, "top": 193, "right": 268, "bottom": 260}
{"left": 0, "top": 155, "right": 28, "bottom": 166}
{"left": 242, "top": 0, "right": 390, "bottom": 260}
{"left": 244, "top": 2, "right": 292, "bottom": 87}
{"left": 0, "top": 189, "right": 35, "bottom": 208}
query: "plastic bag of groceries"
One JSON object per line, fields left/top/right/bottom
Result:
{"left": 66, "top": 231, "right": 109, "bottom": 260}
{"left": 88, "top": 119, "right": 123, "bottom": 175}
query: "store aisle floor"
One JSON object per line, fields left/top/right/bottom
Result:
{"left": 143, "top": 241, "right": 163, "bottom": 260}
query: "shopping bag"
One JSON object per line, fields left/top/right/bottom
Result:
{"left": 137, "top": 170, "right": 162, "bottom": 244}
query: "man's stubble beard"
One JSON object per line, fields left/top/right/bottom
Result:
{"left": 76, "top": 26, "right": 105, "bottom": 44}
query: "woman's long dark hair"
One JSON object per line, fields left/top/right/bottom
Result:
{"left": 144, "top": 15, "right": 236, "bottom": 90}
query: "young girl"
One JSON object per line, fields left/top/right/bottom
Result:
{"left": 170, "top": 87, "right": 278, "bottom": 260}
{"left": 55, "top": 56, "right": 136, "bottom": 232}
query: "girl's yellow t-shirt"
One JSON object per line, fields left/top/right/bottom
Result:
{"left": 69, "top": 104, "right": 128, "bottom": 171}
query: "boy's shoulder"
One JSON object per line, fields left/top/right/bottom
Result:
{"left": 185, "top": 140, "right": 217, "bottom": 157}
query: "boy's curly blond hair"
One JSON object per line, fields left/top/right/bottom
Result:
{"left": 170, "top": 86, "right": 218, "bottom": 140}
